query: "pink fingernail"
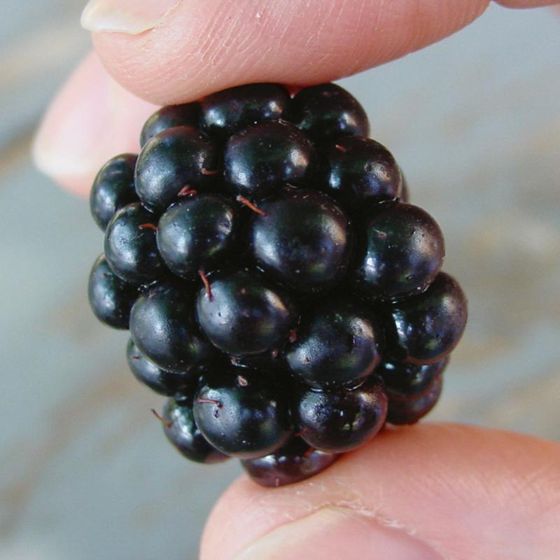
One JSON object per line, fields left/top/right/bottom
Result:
{"left": 81, "top": 0, "right": 182, "bottom": 35}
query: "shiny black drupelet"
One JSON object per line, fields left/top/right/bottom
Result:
{"left": 87, "top": 82, "right": 468, "bottom": 487}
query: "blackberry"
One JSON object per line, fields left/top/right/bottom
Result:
{"left": 87, "top": 82, "right": 468, "bottom": 486}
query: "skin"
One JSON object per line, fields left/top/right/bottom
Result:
{"left": 34, "top": 2, "right": 560, "bottom": 558}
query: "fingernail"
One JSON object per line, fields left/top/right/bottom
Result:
{"left": 235, "top": 507, "right": 441, "bottom": 560}
{"left": 81, "top": 0, "right": 182, "bottom": 34}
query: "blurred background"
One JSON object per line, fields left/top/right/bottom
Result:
{"left": 1, "top": 2, "right": 559, "bottom": 559}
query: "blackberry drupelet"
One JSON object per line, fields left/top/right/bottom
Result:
{"left": 88, "top": 255, "right": 138, "bottom": 329}
{"left": 321, "top": 137, "right": 402, "bottom": 208}
{"left": 162, "top": 397, "right": 229, "bottom": 464}
{"left": 241, "top": 437, "right": 338, "bottom": 487}
{"left": 285, "top": 298, "right": 382, "bottom": 388}
{"left": 87, "top": 82, "right": 467, "bottom": 487}
{"left": 126, "top": 339, "right": 200, "bottom": 396}
{"left": 193, "top": 368, "right": 292, "bottom": 459}
{"left": 130, "top": 282, "right": 215, "bottom": 373}
{"left": 140, "top": 103, "right": 200, "bottom": 147}
{"left": 248, "top": 188, "right": 351, "bottom": 293}
{"left": 224, "top": 120, "right": 315, "bottom": 198}
{"left": 195, "top": 269, "right": 297, "bottom": 356}
{"left": 104, "top": 202, "right": 165, "bottom": 285}
{"left": 135, "top": 126, "right": 219, "bottom": 212}
{"left": 201, "top": 83, "right": 290, "bottom": 138}
{"left": 290, "top": 83, "right": 370, "bottom": 140}
{"left": 157, "top": 194, "right": 240, "bottom": 279}
{"left": 295, "top": 376, "right": 388, "bottom": 453}
{"left": 353, "top": 201, "right": 445, "bottom": 301}
{"left": 90, "top": 153, "right": 138, "bottom": 230}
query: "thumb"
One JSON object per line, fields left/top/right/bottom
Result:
{"left": 83, "top": 0, "right": 489, "bottom": 106}
{"left": 201, "top": 424, "right": 560, "bottom": 559}
{"left": 81, "top": 0, "right": 559, "bottom": 106}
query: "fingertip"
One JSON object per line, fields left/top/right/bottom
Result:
{"left": 201, "top": 424, "right": 560, "bottom": 560}
{"left": 89, "top": 0, "right": 490, "bottom": 106}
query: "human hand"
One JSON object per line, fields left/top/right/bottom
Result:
{"left": 34, "top": 2, "right": 560, "bottom": 558}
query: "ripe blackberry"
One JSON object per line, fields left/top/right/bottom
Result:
{"left": 87, "top": 82, "right": 467, "bottom": 486}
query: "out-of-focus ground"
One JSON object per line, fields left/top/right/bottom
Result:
{"left": 0, "top": 3, "right": 559, "bottom": 559}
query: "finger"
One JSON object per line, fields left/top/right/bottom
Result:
{"left": 36, "top": 0, "right": 560, "bottom": 195}
{"left": 82, "top": 0, "right": 491, "bottom": 105}
{"left": 33, "top": 52, "right": 156, "bottom": 195}
{"left": 201, "top": 423, "right": 560, "bottom": 559}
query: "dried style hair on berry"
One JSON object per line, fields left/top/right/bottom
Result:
{"left": 87, "top": 82, "right": 468, "bottom": 487}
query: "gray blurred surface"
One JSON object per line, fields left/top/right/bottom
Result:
{"left": 0, "top": 3, "right": 559, "bottom": 559}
